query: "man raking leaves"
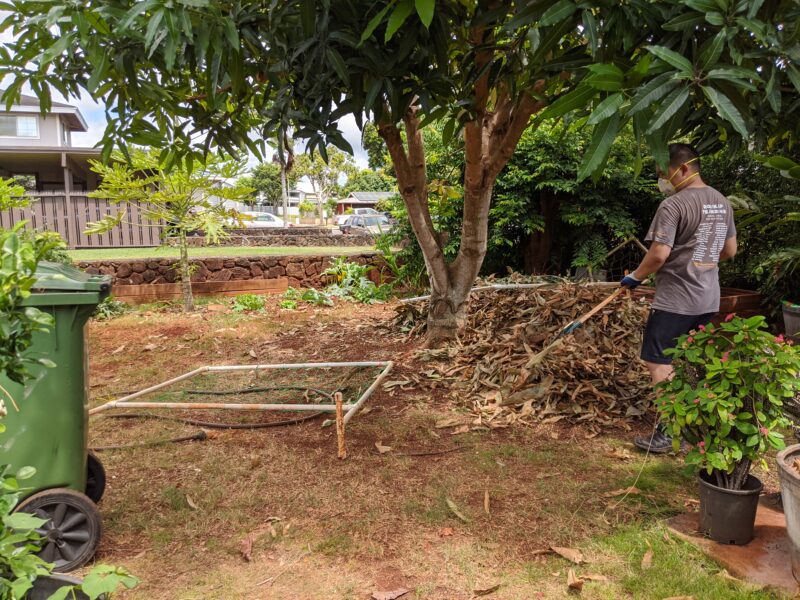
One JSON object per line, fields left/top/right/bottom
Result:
{"left": 620, "top": 144, "right": 738, "bottom": 453}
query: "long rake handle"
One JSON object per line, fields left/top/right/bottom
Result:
{"left": 577, "top": 286, "right": 625, "bottom": 324}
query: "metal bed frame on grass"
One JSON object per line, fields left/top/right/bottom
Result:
{"left": 89, "top": 361, "right": 394, "bottom": 426}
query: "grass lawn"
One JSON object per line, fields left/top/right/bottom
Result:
{"left": 69, "top": 245, "right": 377, "bottom": 261}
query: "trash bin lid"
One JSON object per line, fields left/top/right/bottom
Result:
{"left": 32, "top": 262, "right": 111, "bottom": 293}
{"left": 23, "top": 262, "right": 112, "bottom": 306}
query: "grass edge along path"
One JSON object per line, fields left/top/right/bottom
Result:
{"left": 69, "top": 245, "right": 378, "bottom": 261}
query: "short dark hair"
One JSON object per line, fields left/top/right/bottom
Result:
{"left": 668, "top": 143, "right": 700, "bottom": 172}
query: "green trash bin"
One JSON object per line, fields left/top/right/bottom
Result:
{"left": 0, "top": 261, "right": 111, "bottom": 572}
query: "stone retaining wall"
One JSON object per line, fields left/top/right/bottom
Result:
{"left": 179, "top": 233, "right": 374, "bottom": 247}
{"left": 77, "top": 253, "right": 381, "bottom": 289}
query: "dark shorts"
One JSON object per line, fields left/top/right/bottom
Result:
{"left": 641, "top": 309, "right": 716, "bottom": 365}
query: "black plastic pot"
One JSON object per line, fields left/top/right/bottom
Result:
{"left": 698, "top": 471, "right": 763, "bottom": 545}
{"left": 24, "top": 575, "right": 90, "bottom": 600}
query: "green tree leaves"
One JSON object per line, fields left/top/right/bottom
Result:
{"left": 577, "top": 113, "right": 621, "bottom": 182}
{"left": 702, "top": 86, "right": 749, "bottom": 138}
{"left": 646, "top": 45, "right": 693, "bottom": 75}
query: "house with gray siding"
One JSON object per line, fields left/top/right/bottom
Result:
{"left": 0, "top": 93, "right": 101, "bottom": 192}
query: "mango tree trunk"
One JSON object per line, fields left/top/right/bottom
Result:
{"left": 379, "top": 85, "right": 545, "bottom": 345}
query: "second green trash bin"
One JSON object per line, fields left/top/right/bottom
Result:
{"left": 0, "top": 261, "right": 111, "bottom": 572}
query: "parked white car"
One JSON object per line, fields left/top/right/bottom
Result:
{"left": 335, "top": 208, "right": 381, "bottom": 226}
{"left": 340, "top": 215, "right": 391, "bottom": 235}
{"left": 237, "top": 212, "right": 288, "bottom": 228}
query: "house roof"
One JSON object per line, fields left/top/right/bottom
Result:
{"left": 2, "top": 92, "right": 90, "bottom": 132}
{"left": 345, "top": 191, "right": 395, "bottom": 204}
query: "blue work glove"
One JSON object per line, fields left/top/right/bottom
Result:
{"left": 620, "top": 274, "right": 643, "bottom": 289}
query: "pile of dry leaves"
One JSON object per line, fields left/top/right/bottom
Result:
{"left": 394, "top": 283, "right": 654, "bottom": 432}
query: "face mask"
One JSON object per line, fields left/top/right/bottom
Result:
{"left": 658, "top": 157, "right": 700, "bottom": 196}
{"left": 657, "top": 178, "right": 675, "bottom": 196}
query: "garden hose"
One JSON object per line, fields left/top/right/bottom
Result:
{"left": 92, "top": 385, "right": 337, "bottom": 449}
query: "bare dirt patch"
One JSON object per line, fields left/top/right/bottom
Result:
{"left": 84, "top": 298, "right": 714, "bottom": 599}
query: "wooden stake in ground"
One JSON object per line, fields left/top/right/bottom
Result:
{"left": 335, "top": 392, "right": 346, "bottom": 460}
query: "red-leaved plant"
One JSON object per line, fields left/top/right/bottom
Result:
{"left": 658, "top": 314, "right": 800, "bottom": 490}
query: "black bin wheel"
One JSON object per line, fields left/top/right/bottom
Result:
{"left": 86, "top": 451, "right": 106, "bottom": 504}
{"left": 16, "top": 488, "right": 102, "bottom": 572}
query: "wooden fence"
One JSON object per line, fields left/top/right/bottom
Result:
{"left": 0, "top": 192, "right": 164, "bottom": 248}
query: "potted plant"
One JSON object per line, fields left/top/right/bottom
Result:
{"left": 658, "top": 314, "right": 800, "bottom": 545}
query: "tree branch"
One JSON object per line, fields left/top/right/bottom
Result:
{"left": 378, "top": 120, "right": 448, "bottom": 287}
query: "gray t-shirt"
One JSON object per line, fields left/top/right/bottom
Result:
{"left": 645, "top": 186, "right": 736, "bottom": 315}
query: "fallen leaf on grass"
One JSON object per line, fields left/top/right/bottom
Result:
{"left": 435, "top": 416, "right": 471, "bottom": 429}
{"left": 382, "top": 379, "right": 412, "bottom": 390}
{"left": 605, "top": 448, "right": 633, "bottom": 460}
{"left": 451, "top": 425, "right": 470, "bottom": 435}
{"left": 602, "top": 486, "right": 642, "bottom": 498}
{"left": 240, "top": 535, "right": 253, "bottom": 562}
{"left": 371, "top": 589, "right": 409, "bottom": 600}
{"left": 375, "top": 441, "right": 392, "bottom": 454}
{"left": 142, "top": 343, "right": 158, "bottom": 352}
{"left": 186, "top": 495, "right": 199, "bottom": 510}
{"left": 551, "top": 546, "right": 584, "bottom": 565}
{"left": 111, "top": 344, "right": 126, "bottom": 355}
{"left": 567, "top": 569, "right": 583, "bottom": 592}
{"left": 473, "top": 583, "right": 501, "bottom": 596}
{"left": 641, "top": 542, "right": 653, "bottom": 570}
{"left": 581, "top": 574, "right": 609, "bottom": 582}
{"left": 248, "top": 349, "right": 257, "bottom": 358}
{"left": 446, "top": 498, "right": 469, "bottom": 523}
{"left": 484, "top": 490, "right": 490, "bottom": 516}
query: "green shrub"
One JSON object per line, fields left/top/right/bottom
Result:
{"left": 659, "top": 315, "right": 799, "bottom": 489}
{"left": 0, "top": 226, "right": 58, "bottom": 386}
{"left": 283, "top": 287, "right": 333, "bottom": 307}
{"left": 92, "top": 297, "right": 130, "bottom": 321}
{"left": 322, "top": 257, "right": 394, "bottom": 304}
{"left": 231, "top": 293, "right": 266, "bottom": 312}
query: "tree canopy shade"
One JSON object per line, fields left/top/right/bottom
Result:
{"left": 2, "top": 0, "right": 798, "bottom": 339}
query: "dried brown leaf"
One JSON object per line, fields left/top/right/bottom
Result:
{"left": 473, "top": 583, "right": 501, "bottom": 596}
{"left": 551, "top": 546, "right": 584, "bottom": 565}
{"left": 240, "top": 535, "right": 253, "bottom": 562}
{"left": 567, "top": 569, "right": 583, "bottom": 591}
{"left": 641, "top": 545, "right": 653, "bottom": 570}
{"left": 374, "top": 441, "right": 392, "bottom": 454}
{"left": 602, "top": 486, "right": 642, "bottom": 498}
{"left": 581, "top": 574, "right": 609, "bottom": 582}
{"left": 446, "top": 498, "right": 469, "bottom": 523}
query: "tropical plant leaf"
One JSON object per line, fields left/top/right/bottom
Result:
{"left": 385, "top": 0, "right": 415, "bottom": 42}
{"left": 415, "top": 0, "right": 434, "bottom": 28}
{"left": 538, "top": 85, "right": 595, "bottom": 120}
{"left": 702, "top": 85, "right": 749, "bottom": 137}
{"left": 587, "top": 93, "right": 624, "bottom": 125}
{"left": 539, "top": 0, "right": 577, "bottom": 27}
{"left": 578, "top": 113, "right": 621, "bottom": 182}
{"left": 647, "top": 85, "right": 689, "bottom": 133}
{"left": 646, "top": 45, "right": 693, "bottom": 74}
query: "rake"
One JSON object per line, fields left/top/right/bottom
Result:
{"left": 525, "top": 286, "right": 626, "bottom": 368}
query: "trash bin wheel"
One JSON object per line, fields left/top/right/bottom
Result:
{"left": 16, "top": 488, "right": 102, "bottom": 573}
{"left": 86, "top": 451, "right": 106, "bottom": 504}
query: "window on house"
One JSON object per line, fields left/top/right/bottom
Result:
{"left": 0, "top": 116, "right": 39, "bottom": 137}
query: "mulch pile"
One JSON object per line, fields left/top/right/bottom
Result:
{"left": 393, "top": 283, "right": 654, "bottom": 433}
